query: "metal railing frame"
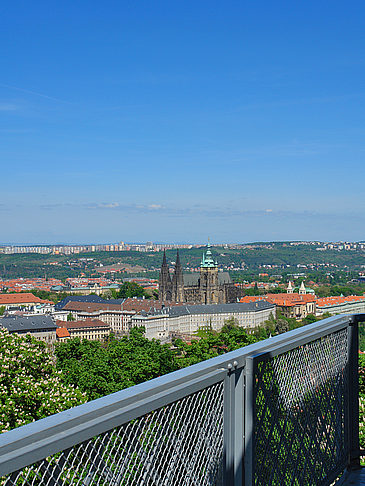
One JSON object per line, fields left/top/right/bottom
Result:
{"left": 0, "top": 313, "right": 363, "bottom": 485}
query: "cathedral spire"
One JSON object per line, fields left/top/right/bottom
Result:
{"left": 159, "top": 249, "right": 172, "bottom": 301}
{"left": 172, "top": 250, "right": 184, "bottom": 302}
{"left": 162, "top": 249, "right": 167, "bottom": 266}
{"left": 175, "top": 249, "right": 181, "bottom": 266}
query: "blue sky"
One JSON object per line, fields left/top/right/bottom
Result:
{"left": 1, "top": 1, "right": 364, "bottom": 244}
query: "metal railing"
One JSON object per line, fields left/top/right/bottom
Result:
{"left": 0, "top": 314, "right": 363, "bottom": 485}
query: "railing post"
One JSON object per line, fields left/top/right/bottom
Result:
{"left": 348, "top": 316, "right": 360, "bottom": 468}
{"left": 244, "top": 356, "right": 254, "bottom": 486}
{"left": 223, "top": 362, "right": 244, "bottom": 486}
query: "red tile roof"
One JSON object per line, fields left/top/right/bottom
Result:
{"left": 56, "top": 319, "right": 111, "bottom": 329}
{"left": 63, "top": 302, "right": 121, "bottom": 312}
{"left": 56, "top": 327, "right": 70, "bottom": 338}
{"left": 240, "top": 293, "right": 315, "bottom": 307}
{"left": 316, "top": 295, "right": 365, "bottom": 307}
{"left": 0, "top": 293, "right": 54, "bottom": 305}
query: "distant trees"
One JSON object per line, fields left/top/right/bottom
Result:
{"left": 275, "top": 319, "right": 290, "bottom": 335}
{"left": 243, "top": 284, "right": 261, "bottom": 296}
{"left": 111, "top": 282, "right": 150, "bottom": 299}
{"left": 315, "top": 284, "right": 365, "bottom": 298}
{"left": 173, "top": 319, "right": 260, "bottom": 368}
{"left": 54, "top": 322, "right": 265, "bottom": 398}
{"left": 25, "top": 289, "right": 69, "bottom": 304}
{"left": 55, "top": 327, "right": 178, "bottom": 400}
{"left": 360, "top": 325, "right": 365, "bottom": 353}
{"left": 359, "top": 354, "right": 365, "bottom": 452}
{"left": 0, "top": 329, "right": 86, "bottom": 433}
{"left": 301, "top": 313, "right": 318, "bottom": 325}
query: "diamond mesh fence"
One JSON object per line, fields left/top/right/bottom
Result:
{"left": 1, "top": 381, "right": 224, "bottom": 486}
{"left": 253, "top": 328, "right": 349, "bottom": 486}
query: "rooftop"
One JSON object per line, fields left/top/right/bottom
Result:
{"left": 56, "top": 318, "right": 111, "bottom": 329}
{"left": 317, "top": 295, "right": 365, "bottom": 307}
{"left": 0, "top": 315, "right": 57, "bottom": 332}
{"left": 141, "top": 300, "right": 275, "bottom": 317}
{"left": 0, "top": 293, "right": 54, "bottom": 305}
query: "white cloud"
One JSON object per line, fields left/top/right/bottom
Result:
{"left": 97, "top": 202, "right": 120, "bottom": 209}
{"left": 148, "top": 204, "right": 163, "bottom": 210}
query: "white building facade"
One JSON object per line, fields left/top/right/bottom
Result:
{"left": 131, "top": 301, "right": 276, "bottom": 340}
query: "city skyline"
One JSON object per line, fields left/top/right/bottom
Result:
{"left": 0, "top": 239, "right": 364, "bottom": 251}
{"left": 1, "top": 1, "right": 364, "bottom": 243}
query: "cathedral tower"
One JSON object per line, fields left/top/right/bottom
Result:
{"left": 199, "top": 243, "right": 219, "bottom": 304}
{"left": 159, "top": 250, "right": 172, "bottom": 301}
{"left": 172, "top": 250, "right": 185, "bottom": 302}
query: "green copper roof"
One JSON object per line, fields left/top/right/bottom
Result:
{"left": 200, "top": 243, "right": 218, "bottom": 268}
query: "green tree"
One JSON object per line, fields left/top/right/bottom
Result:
{"left": 173, "top": 320, "right": 259, "bottom": 368}
{"left": 359, "top": 354, "right": 365, "bottom": 455}
{"left": 55, "top": 327, "right": 178, "bottom": 400}
{"left": 275, "top": 318, "right": 290, "bottom": 335}
{"left": 115, "top": 282, "right": 150, "bottom": 299}
{"left": 0, "top": 306, "right": 5, "bottom": 316}
{"left": 0, "top": 329, "right": 86, "bottom": 433}
{"left": 67, "top": 312, "right": 75, "bottom": 321}
{"left": 301, "top": 314, "right": 318, "bottom": 325}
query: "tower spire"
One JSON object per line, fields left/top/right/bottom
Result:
{"left": 159, "top": 249, "right": 172, "bottom": 301}
{"left": 172, "top": 249, "right": 184, "bottom": 302}
{"left": 201, "top": 241, "right": 216, "bottom": 268}
{"left": 162, "top": 249, "right": 167, "bottom": 265}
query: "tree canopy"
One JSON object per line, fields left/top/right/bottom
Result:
{"left": 112, "top": 282, "right": 151, "bottom": 299}
{"left": 55, "top": 327, "right": 178, "bottom": 400}
{"left": 0, "top": 329, "right": 86, "bottom": 433}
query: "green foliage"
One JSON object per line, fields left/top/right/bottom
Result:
{"left": 301, "top": 314, "right": 319, "bottom": 325}
{"left": 1, "top": 243, "right": 365, "bottom": 282}
{"left": 112, "top": 282, "right": 150, "bottom": 299}
{"left": 55, "top": 327, "right": 178, "bottom": 400}
{"left": 359, "top": 354, "right": 365, "bottom": 454}
{"left": 359, "top": 324, "right": 365, "bottom": 353}
{"left": 315, "top": 284, "right": 365, "bottom": 297}
{"left": 0, "top": 306, "right": 5, "bottom": 316}
{"left": 359, "top": 354, "right": 365, "bottom": 398}
{"left": 174, "top": 319, "right": 259, "bottom": 368}
{"left": 243, "top": 286, "right": 262, "bottom": 296}
{"left": 29, "top": 289, "right": 69, "bottom": 303}
{"left": 0, "top": 329, "right": 86, "bottom": 433}
{"left": 275, "top": 318, "right": 290, "bottom": 335}
{"left": 67, "top": 312, "right": 75, "bottom": 322}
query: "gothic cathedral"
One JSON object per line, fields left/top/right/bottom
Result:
{"left": 159, "top": 244, "right": 240, "bottom": 304}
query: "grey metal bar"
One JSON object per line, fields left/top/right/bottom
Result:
{"left": 349, "top": 317, "right": 360, "bottom": 468}
{"left": 223, "top": 371, "right": 234, "bottom": 486}
{"left": 244, "top": 356, "right": 254, "bottom": 486}
{"left": 223, "top": 364, "right": 245, "bottom": 486}
{"left": 233, "top": 366, "right": 244, "bottom": 486}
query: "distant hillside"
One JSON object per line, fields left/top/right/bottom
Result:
{"left": 0, "top": 243, "right": 363, "bottom": 279}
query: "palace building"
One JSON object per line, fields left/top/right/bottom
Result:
{"left": 159, "top": 244, "right": 240, "bottom": 305}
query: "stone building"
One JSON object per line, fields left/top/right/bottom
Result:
{"left": 131, "top": 301, "right": 276, "bottom": 340}
{"left": 0, "top": 315, "right": 57, "bottom": 345}
{"left": 159, "top": 244, "right": 240, "bottom": 304}
{"left": 56, "top": 319, "right": 111, "bottom": 341}
{"left": 240, "top": 293, "right": 316, "bottom": 321}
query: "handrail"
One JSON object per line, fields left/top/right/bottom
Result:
{"left": 0, "top": 313, "right": 362, "bottom": 484}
